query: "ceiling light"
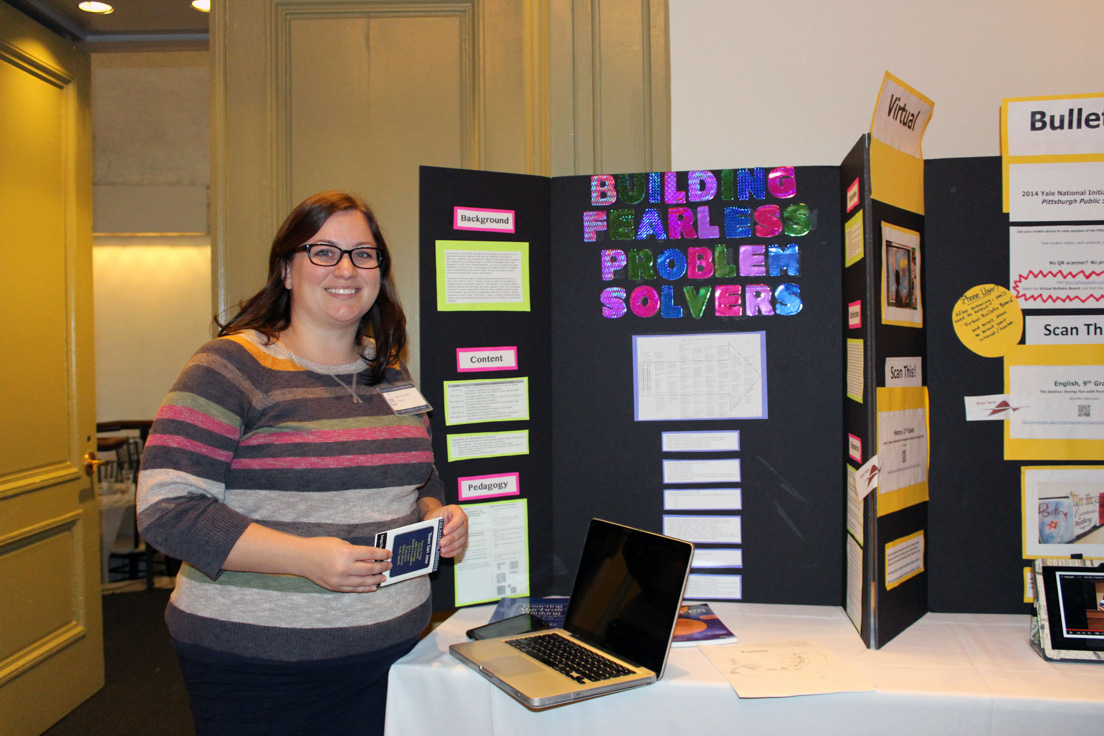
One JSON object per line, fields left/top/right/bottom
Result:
{"left": 191, "top": 0, "right": 211, "bottom": 11}
{"left": 78, "top": 1, "right": 114, "bottom": 13}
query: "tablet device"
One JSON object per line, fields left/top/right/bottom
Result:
{"left": 1032, "top": 557, "right": 1104, "bottom": 662}
{"left": 467, "top": 613, "right": 549, "bottom": 641}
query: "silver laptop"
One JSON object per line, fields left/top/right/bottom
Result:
{"left": 449, "top": 518, "right": 694, "bottom": 709}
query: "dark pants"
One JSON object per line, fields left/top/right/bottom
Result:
{"left": 175, "top": 638, "right": 418, "bottom": 736}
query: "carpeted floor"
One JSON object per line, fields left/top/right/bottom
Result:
{"left": 44, "top": 587, "right": 195, "bottom": 736}
{"left": 42, "top": 585, "right": 454, "bottom": 735}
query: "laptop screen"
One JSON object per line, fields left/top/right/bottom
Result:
{"left": 563, "top": 519, "right": 693, "bottom": 675}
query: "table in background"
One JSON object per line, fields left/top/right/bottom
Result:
{"left": 97, "top": 485, "right": 135, "bottom": 582}
{"left": 386, "top": 603, "right": 1104, "bottom": 735}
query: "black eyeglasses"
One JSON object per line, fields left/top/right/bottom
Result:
{"left": 298, "top": 243, "right": 384, "bottom": 269}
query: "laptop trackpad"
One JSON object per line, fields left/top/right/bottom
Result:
{"left": 483, "top": 655, "right": 546, "bottom": 678}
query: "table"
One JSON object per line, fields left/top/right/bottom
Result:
{"left": 97, "top": 485, "right": 135, "bottom": 582}
{"left": 386, "top": 603, "right": 1104, "bottom": 735}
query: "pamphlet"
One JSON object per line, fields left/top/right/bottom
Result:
{"left": 489, "top": 596, "right": 569, "bottom": 629}
{"left": 374, "top": 517, "right": 444, "bottom": 586}
{"left": 672, "top": 603, "right": 738, "bottom": 646}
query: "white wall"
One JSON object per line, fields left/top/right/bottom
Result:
{"left": 93, "top": 239, "right": 213, "bottom": 420}
{"left": 92, "top": 51, "right": 212, "bottom": 423}
{"left": 670, "top": 0, "right": 1104, "bottom": 168}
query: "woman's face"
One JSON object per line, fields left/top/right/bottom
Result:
{"left": 283, "top": 209, "right": 382, "bottom": 336}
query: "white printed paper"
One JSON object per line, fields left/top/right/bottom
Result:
{"left": 633, "top": 332, "right": 766, "bottom": 421}
{"left": 1009, "top": 162, "right": 1104, "bottom": 222}
{"left": 846, "top": 466, "right": 864, "bottom": 542}
{"left": 661, "top": 430, "right": 740, "bottom": 452}
{"left": 871, "top": 73, "right": 933, "bottom": 158}
{"left": 885, "top": 357, "right": 922, "bottom": 387}
{"left": 691, "top": 548, "right": 743, "bottom": 569}
{"left": 446, "top": 430, "right": 528, "bottom": 461}
{"left": 684, "top": 573, "right": 742, "bottom": 600}
{"left": 877, "top": 409, "right": 928, "bottom": 495}
{"left": 1010, "top": 225, "right": 1104, "bottom": 308}
{"left": 442, "top": 249, "right": 524, "bottom": 304}
{"left": 663, "top": 488, "right": 742, "bottom": 511}
{"left": 443, "top": 378, "right": 529, "bottom": 425}
{"left": 1004, "top": 96, "right": 1104, "bottom": 157}
{"left": 1008, "top": 364, "right": 1104, "bottom": 441}
{"left": 964, "top": 394, "right": 1023, "bottom": 422}
{"left": 454, "top": 499, "right": 529, "bottom": 606}
{"left": 662, "top": 459, "right": 741, "bottom": 484}
{"left": 663, "top": 514, "right": 741, "bottom": 545}
{"left": 700, "top": 639, "right": 873, "bottom": 698}
{"left": 1026, "top": 315, "right": 1104, "bottom": 344}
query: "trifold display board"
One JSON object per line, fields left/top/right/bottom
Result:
{"left": 418, "top": 152, "right": 1101, "bottom": 637}
{"left": 842, "top": 135, "right": 929, "bottom": 648}
{"left": 419, "top": 165, "right": 844, "bottom": 612}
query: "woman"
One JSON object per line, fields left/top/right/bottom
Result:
{"left": 137, "top": 191, "right": 467, "bottom": 736}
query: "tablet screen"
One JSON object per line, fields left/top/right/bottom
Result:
{"left": 1041, "top": 565, "right": 1104, "bottom": 652}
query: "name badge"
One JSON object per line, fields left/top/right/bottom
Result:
{"left": 378, "top": 383, "right": 433, "bottom": 415}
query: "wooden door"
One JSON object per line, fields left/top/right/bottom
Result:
{"left": 0, "top": 4, "right": 102, "bottom": 734}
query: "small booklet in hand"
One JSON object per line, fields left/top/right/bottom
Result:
{"left": 374, "top": 517, "right": 444, "bottom": 586}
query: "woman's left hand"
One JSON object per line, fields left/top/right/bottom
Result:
{"left": 421, "top": 502, "right": 468, "bottom": 558}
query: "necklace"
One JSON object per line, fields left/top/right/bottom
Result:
{"left": 274, "top": 336, "right": 364, "bottom": 403}
{"left": 331, "top": 370, "right": 362, "bottom": 403}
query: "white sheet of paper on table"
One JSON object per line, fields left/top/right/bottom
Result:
{"left": 699, "top": 639, "right": 873, "bottom": 698}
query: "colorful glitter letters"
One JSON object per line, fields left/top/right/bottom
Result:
{"left": 588, "top": 167, "right": 810, "bottom": 319}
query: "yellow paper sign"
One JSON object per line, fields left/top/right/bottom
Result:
{"left": 952, "top": 284, "right": 1024, "bottom": 357}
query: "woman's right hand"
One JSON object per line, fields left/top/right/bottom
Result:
{"left": 295, "top": 536, "right": 392, "bottom": 592}
{"left": 223, "top": 523, "right": 391, "bottom": 592}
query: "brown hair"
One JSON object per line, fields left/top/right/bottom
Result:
{"left": 216, "top": 190, "right": 406, "bottom": 385}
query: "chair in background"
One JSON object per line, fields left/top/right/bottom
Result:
{"left": 97, "top": 420, "right": 178, "bottom": 588}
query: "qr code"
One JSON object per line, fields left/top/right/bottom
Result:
{"left": 1078, "top": 404, "right": 1091, "bottom": 418}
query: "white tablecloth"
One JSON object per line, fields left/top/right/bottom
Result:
{"left": 97, "top": 486, "right": 135, "bottom": 582}
{"left": 385, "top": 603, "right": 1104, "bottom": 735}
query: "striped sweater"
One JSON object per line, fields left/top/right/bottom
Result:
{"left": 136, "top": 331, "right": 444, "bottom": 662}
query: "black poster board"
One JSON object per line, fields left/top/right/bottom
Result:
{"left": 417, "top": 156, "right": 1096, "bottom": 622}
{"left": 418, "top": 167, "right": 554, "bottom": 611}
{"left": 548, "top": 168, "right": 843, "bottom": 605}
{"left": 420, "top": 164, "right": 843, "bottom": 608}
{"left": 925, "top": 156, "right": 1031, "bottom": 615}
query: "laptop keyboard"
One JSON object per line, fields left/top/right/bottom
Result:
{"left": 506, "top": 632, "right": 635, "bottom": 683}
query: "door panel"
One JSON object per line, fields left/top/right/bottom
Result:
{"left": 0, "top": 4, "right": 102, "bottom": 734}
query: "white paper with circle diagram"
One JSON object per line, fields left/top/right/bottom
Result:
{"left": 700, "top": 640, "right": 873, "bottom": 698}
